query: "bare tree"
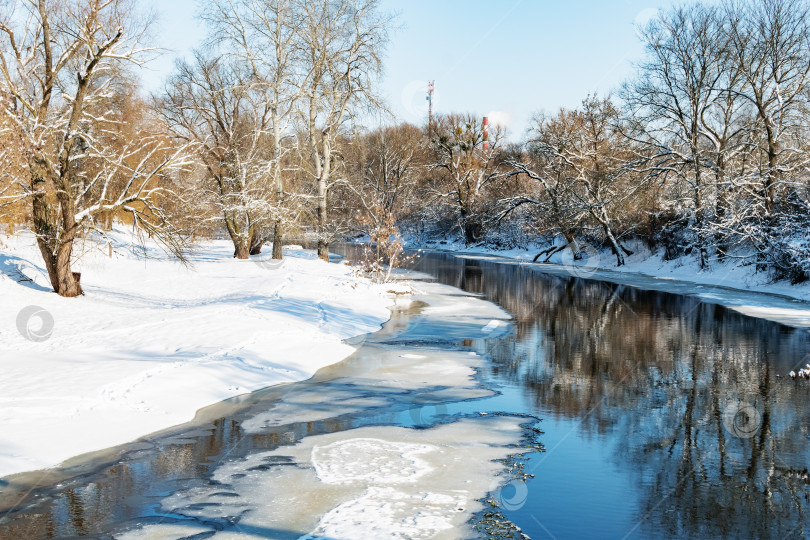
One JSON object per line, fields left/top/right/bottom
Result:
{"left": 623, "top": 4, "right": 729, "bottom": 267}
{"left": 343, "top": 122, "right": 422, "bottom": 280}
{"left": 725, "top": 0, "right": 810, "bottom": 213}
{"left": 698, "top": 55, "right": 750, "bottom": 258}
{"left": 159, "top": 52, "right": 282, "bottom": 259}
{"left": 201, "top": 0, "right": 303, "bottom": 260}
{"left": 0, "top": 0, "right": 191, "bottom": 296}
{"left": 502, "top": 131, "right": 584, "bottom": 262}
{"left": 295, "top": 0, "right": 391, "bottom": 260}
{"left": 429, "top": 113, "right": 506, "bottom": 244}
{"left": 348, "top": 123, "right": 422, "bottom": 223}
{"left": 506, "top": 97, "right": 641, "bottom": 266}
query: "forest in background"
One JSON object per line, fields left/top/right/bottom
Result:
{"left": 2, "top": 0, "right": 810, "bottom": 297}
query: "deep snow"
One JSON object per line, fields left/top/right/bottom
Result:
{"left": 0, "top": 231, "right": 394, "bottom": 478}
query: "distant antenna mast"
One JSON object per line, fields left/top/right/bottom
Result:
{"left": 427, "top": 80, "right": 435, "bottom": 136}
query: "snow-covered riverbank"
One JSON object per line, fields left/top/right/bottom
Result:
{"left": 0, "top": 231, "right": 393, "bottom": 478}
{"left": 409, "top": 239, "right": 810, "bottom": 328}
{"left": 113, "top": 280, "right": 527, "bottom": 540}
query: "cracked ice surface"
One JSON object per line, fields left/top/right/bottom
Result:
{"left": 119, "top": 416, "right": 530, "bottom": 540}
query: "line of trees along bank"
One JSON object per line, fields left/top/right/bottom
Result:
{"left": 351, "top": 0, "right": 810, "bottom": 284}
{"left": 3, "top": 0, "right": 810, "bottom": 297}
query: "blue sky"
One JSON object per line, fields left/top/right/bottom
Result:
{"left": 142, "top": 0, "right": 674, "bottom": 137}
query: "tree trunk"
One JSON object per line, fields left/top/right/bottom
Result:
{"left": 593, "top": 207, "right": 626, "bottom": 267}
{"left": 34, "top": 236, "right": 83, "bottom": 297}
{"left": 460, "top": 208, "right": 481, "bottom": 245}
{"left": 229, "top": 228, "right": 250, "bottom": 259}
{"left": 272, "top": 220, "right": 283, "bottom": 259}
{"left": 223, "top": 214, "right": 250, "bottom": 259}
{"left": 695, "top": 207, "right": 708, "bottom": 270}
{"left": 601, "top": 221, "right": 624, "bottom": 267}
{"left": 317, "top": 176, "right": 329, "bottom": 261}
{"left": 31, "top": 167, "right": 83, "bottom": 297}
{"left": 764, "top": 125, "right": 778, "bottom": 214}
{"left": 463, "top": 222, "right": 478, "bottom": 244}
{"left": 249, "top": 227, "right": 264, "bottom": 255}
{"left": 234, "top": 243, "right": 250, "bottom": 259}
{"left": 34, "top": 236, "right": 82, "bottom": 297}
{"left": 249, "top": 241, "right": 263, "bottom": 255}
{"left": 272, "top": 107, "right": 284, "bottom": 262}
{"left": 693, "top": 151, "right": 708, "bottom": 270}
{"left": 715, "top": 159, "right": 728, "bottom": 260}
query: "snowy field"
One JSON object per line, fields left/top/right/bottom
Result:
{"left": 412, "top": 239, "right": 810, "bottom": 328}
{"left": 0, "top": 231, "right": 393, "bottom": 478}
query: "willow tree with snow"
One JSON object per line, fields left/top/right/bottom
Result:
{"left": 0, "top": 0, "right": 192, "bottom": 297}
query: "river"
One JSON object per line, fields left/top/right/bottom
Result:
{"left": 1, "top": 248, "right": 809, "bottom": 539}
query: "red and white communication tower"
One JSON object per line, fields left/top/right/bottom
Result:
{"left": 483, "top": 116, "right": 490, "bottom": 151}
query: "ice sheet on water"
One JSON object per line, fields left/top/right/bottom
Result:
{"left": 117, "top": 521, "right": 219, "bottom": 539}
{"left": 413, "top": 282, "right": 511, "bottom": 321}
{"left": 120, "top": 416, "right": 531, "bottom": 540}
{"left": 362, "top": 288, "right": 513, "bottom": 348}
{"left": 312, "top": 438, "right": 436, "bottom": 485}
{"left": 299, "top": 486, "right": 464, "bottom": 539}
{"left": 240, "top": 345, "right": 494, "bottom": 433}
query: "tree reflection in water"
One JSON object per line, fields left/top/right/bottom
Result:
{"left": 409, "top": 253, "right": 810, "bottom": 539}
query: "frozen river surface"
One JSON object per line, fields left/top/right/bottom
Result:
{"left": 1, "top": 249, "right": 810, "bottom": 539}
